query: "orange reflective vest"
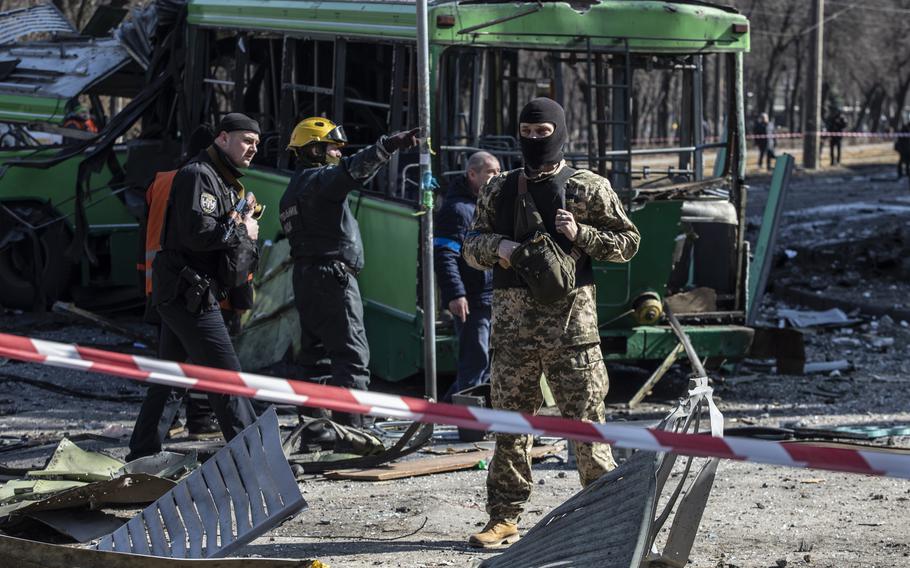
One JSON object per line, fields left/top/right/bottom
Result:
{"left": 62, "top": 117, "right": 99, "bottom": 133}
{"left": 141, "top": 170, "right": 178, "bottom": 296}
{"left": 140, "top": 170, "right": 253, "bottom": 309}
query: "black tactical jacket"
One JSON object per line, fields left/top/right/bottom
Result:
{"left": 279, "top": 141, "right": 390, "bottom": 272}
{"left": 151, "top": 146, "right": 258, "bottom": 310}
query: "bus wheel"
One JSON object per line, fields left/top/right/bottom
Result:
{"left": 0, "top": 203, "right": 75, "bottom": 310}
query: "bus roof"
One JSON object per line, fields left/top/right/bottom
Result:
{"left": 187, "top": 0, "right": 749, "bottom": 53}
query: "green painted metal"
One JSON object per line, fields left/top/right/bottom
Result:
{"left": 0, "top": 148, "right": 139, "bottom": 288}
{"left": 0, "top": 1, "right": 754, "bottom": 380}
{"left": 747, "top": 153, "right": 793, "bottom": 323}
{"left": 0, "top": 149, "right": 134, "bottom": 228}
{"left": 0, "top": 94, "right": 64, "bottom": 124}
{"left": 187, "top": 1, "right": 749, "bottom": 53}
{"left": 596, "top": 201, "right": 683, "bottom": 325}
{"left": 601, "top": 325, "right": 754, "bottom": 362}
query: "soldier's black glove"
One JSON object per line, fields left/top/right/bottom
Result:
{"left": 382, "top": 127, "right": 420, "bottom": 153}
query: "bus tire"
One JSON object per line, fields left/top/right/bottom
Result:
{"left": 0, "top": 202, "right": 75, "bottom": 310}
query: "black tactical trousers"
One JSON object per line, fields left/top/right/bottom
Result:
{"left": 292, "top": 261, "right": 370, "bottom": 426}
{"left": 127, "top": 301, "right": 258, "bottom": 461}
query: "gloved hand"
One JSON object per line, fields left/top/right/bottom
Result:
{"left": 382, "top": 127, "right": 421, "bottom": 153}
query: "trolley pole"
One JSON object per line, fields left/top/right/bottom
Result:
{"left": 416, "top": 0, "right": 437, "bottom": 400}
{"left": 803, "top": 0, "right": 824, "bottom": 169}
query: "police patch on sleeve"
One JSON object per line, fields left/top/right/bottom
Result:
{"left": 200, "top": 192, "right": 217, "bottom": 214}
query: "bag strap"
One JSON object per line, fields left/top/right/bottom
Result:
{"left": 520, "top": 168, "right": 584, "bottom": 261}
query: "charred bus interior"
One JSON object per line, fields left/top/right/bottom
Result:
{"left": 435, "top": 46, "right": 748, "bottom": 327}
{"left": 0, "top": 0, "right": 753, "bottom": 379}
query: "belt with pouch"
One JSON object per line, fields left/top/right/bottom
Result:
{"left": 299, "top": 257, "right": 359, "bottom": 277}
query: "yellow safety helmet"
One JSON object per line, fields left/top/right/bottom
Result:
{"left": 287, "top": 117, "right": 348, "bottom": 151}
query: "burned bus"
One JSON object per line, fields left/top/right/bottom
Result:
{"left": 0, "top": 0, "right": 753, "bottom": 382}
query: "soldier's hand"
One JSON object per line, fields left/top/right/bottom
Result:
{"left": 497, "top": 239, "right": 519, "bottom": 268}
{"left": 555, "top": 208, "right": 578, "bottom": 241}
{"left": 382, "top": 128, "right": 421, "bottom": 153}
{"left": 246, "top": 192, "right": 257, "bottom": 209}
{"left": 448, "top": 297, "right": 469, "bottom": 323}
{"left": 243, "top": 216, "right": 260, "bottom": 241}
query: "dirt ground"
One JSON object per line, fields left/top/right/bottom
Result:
{"left": 2, "top": 146, "right": 910, "bottom": 567}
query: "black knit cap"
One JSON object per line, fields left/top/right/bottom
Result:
{"left": 218, "top": 112, "right": 260, "bottom": 135}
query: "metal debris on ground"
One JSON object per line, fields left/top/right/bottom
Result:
{"left": 748, "top": 327, "right": 807, "bottom": 374}
{"left": 483, "top": 316, "right": 724, "bottom": 567}
{"left": 803, "top": 360, "right": 851, "bottom": 374}
{"left": 777, "top": 307, "right": 856, "bottom": 328}
{"left": 25, "top": 437, "right": 123, "bottom": 482}
{"left": 51, "top": 301, "right": 157, "bottom": 350}
{"left": 285, "top": 419, "right": 433, "bottom": 476}
{"left": 0, "top": 437, "right": 188, "bottom": 541}
{"left": 324, "top": 444, "right": 558, "bottom": 482}
{"left": 0, "top": 534, "right": 321, "bottom": 568}
{"left": 96, "top": 407, "right": 306, "bottom": 559}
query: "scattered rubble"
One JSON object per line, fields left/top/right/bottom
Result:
{"left": 1, "top": 164, "right": 909, "bottom": 566}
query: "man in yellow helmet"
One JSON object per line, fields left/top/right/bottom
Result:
{"left": 279, "top": 118, "right": 418, "bottom": 439}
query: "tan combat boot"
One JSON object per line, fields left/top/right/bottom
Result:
{"left": 468, "top": 519, "right": 520, "bottom": 548}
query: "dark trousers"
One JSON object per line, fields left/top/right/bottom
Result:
{"left": 829, "top": 138, "right": 843, "bottom": 165}
{"left": 898, "top": 154, "right": 910, "bottom": 178}
{"left": 757, "top": 144, "right": 775, "bottom": 170}
{"left": 127, "top": 302, "right": 257, "bottom": 461}
{"left": 443, "top": 301, "right": 492, "bottom": 402}
{"left": 293, "top": 261, "right": 370, "bottom": 425}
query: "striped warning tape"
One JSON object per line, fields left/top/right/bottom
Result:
{"left": 0, "top": 331, "right": 908, "bottom": 479}
{"left": 630, "top": 132, "right": 910, "bottom": 145}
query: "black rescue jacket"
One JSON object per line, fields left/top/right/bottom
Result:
{"left": 151, "top": 146, "right": 259, "bottom": 310}
{"left": 279, "top": 142, "right": 390, "bottom": 273}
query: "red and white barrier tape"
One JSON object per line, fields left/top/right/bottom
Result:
{"left": 0, "top": 332, "right": 908, "bottom": 480}
{"left": 629, "top": 131, "right": 910, "bottom": 145}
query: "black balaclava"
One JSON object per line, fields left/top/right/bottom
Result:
{"left": 519, "top": 97, "right": 567, "bottom": 171}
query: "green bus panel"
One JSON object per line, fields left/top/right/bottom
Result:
{"left": 0, "top": 149, "right": 134, "bottom": 226}
{"left": 0, "top": 148, "right": 139, "bottom": 288}
{"left": 601, "top": 325, "right": 754, "bottom": 362}
{"left": 0, "top": 94, "right": 64, "bottom": 124}
{"left": 236, "top": 168, "right": 293, "bottom": 242}
{"left": 187, "top": 1, "right": 748, "bottom": 53}
{"left": 595, "top": 200, "right": 682, "bottom": 325}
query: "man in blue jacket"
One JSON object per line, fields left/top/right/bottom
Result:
{"left": 434, "top": 151, "right": 501, "bottom": 402}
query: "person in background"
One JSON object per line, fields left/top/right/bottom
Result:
{"left": 754, "top": 112, "right": 775, "bottom": 171}
{"left": 434, "top": 151, "right": 501, "bottom": 402}
{"left": 826, "top": 108, "right": 848, "bottom": 166}
{"left": 62, "top": 99, "right": 98, "bottom": 134}
{"left": 894, "top": 124, "right": 910, "bottom": 179}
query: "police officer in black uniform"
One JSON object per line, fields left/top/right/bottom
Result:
{"left": 127, "top": 113, "right": 262, "bottom": 461}
{"left": 279, "top": 118, "right": 419, "bottom": 430}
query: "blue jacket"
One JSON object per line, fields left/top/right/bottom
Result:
{"left": 434, "top": 175, "right": 493, "bottom": 306}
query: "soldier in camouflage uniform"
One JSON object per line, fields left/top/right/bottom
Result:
{"left": 463, "top": 98, "right": 640, "bottom": 548}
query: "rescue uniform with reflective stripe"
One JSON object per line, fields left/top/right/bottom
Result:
{"left": 278, "top": 142, "right": 390, "bottom": 425}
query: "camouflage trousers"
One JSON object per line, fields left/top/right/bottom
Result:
{"left": 486, "top": 342, "right": 617, "bottom": 523}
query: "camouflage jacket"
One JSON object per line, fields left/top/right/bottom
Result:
{"left": 462, "top": 166, "right": 640, "bottom": 351}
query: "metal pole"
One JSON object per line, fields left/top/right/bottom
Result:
{"left": 417, "top": 0, "right": 437, "bottom": 400}
{"left": 803, "top": 0, "right": 824, "bottom": 169}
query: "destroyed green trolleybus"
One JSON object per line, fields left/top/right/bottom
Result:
{"left": 0, "top": 0, "right": 753, "bottom": 383}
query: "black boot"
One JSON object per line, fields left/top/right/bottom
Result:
{"left": 297, "top": 410, "right": 337, "bottom": 452}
